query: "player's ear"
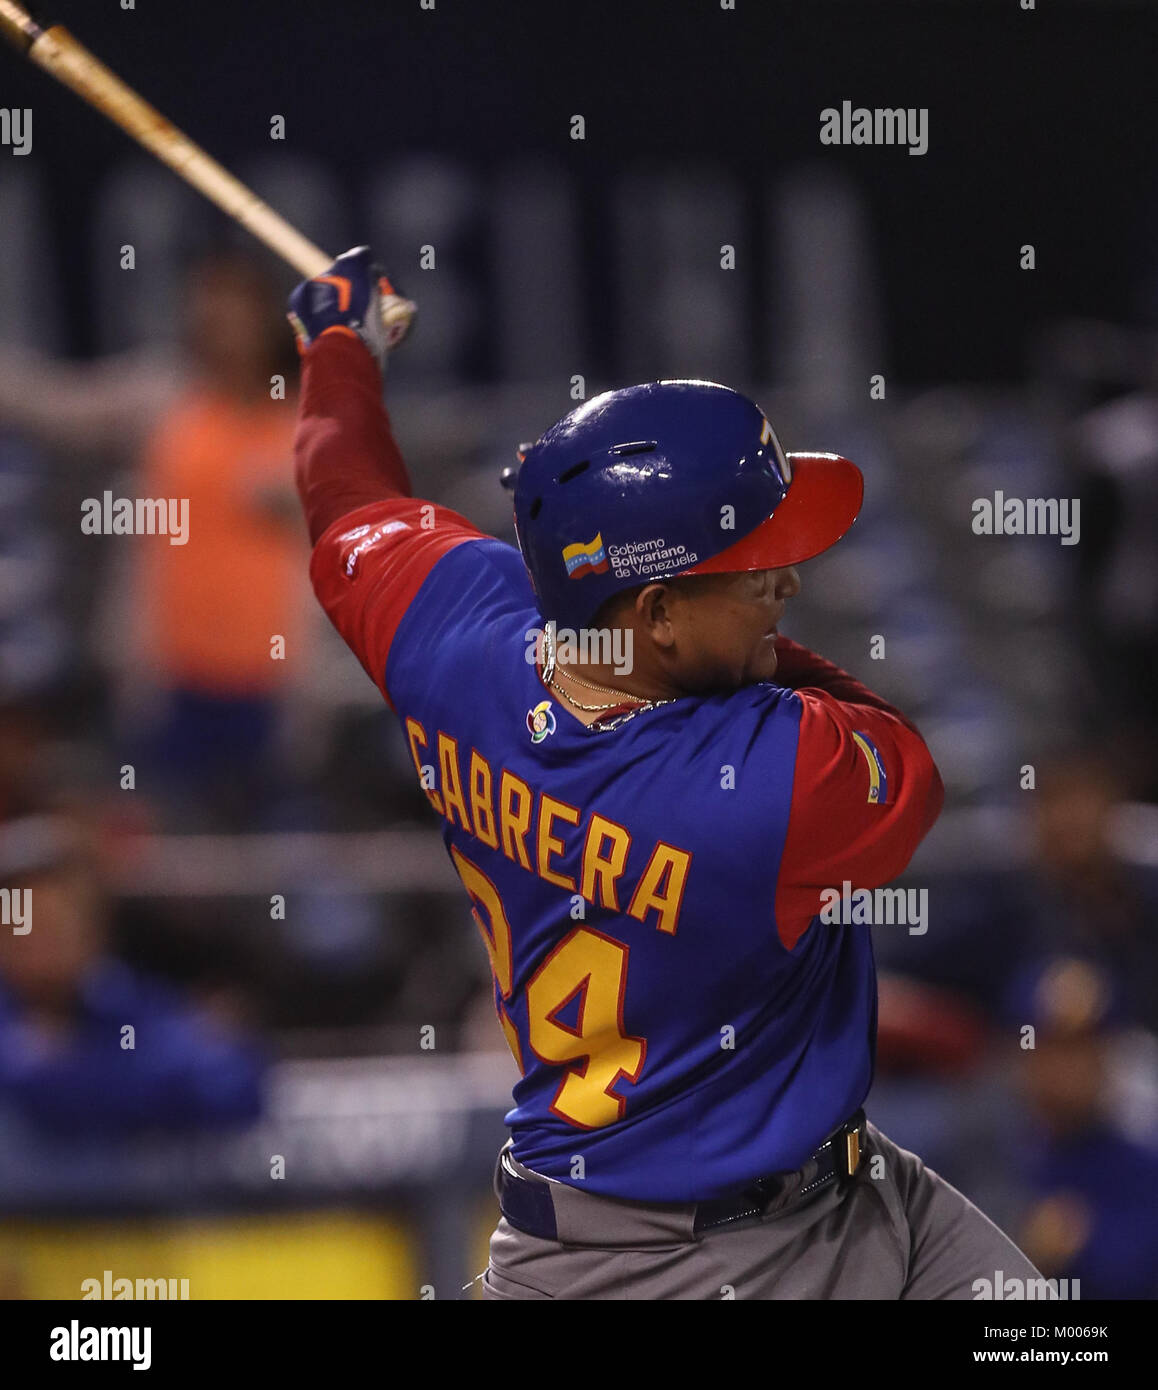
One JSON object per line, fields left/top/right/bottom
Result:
{"left": 635, "top": 583, "right": 676, "bottom": 648}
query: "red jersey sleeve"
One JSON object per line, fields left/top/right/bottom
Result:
{"left": 309, "top": 500, "right": 485, "bottom": 706}
{"left": 294, "top": 329, "right": 487, "bottom": 705}
{"left": 772, "top": 637, "right": 944, "bottom": 949}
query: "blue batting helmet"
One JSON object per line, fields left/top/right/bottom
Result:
{"left": 508, "top": 380, "right": 864, "bottom": 629}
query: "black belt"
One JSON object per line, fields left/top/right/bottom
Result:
{"left": 497, "top": 1109, "right": 867, "bottom": 1242}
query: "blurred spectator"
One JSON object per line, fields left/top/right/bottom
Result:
{"left": 1005, "top": 956, "right": 1158, "bottom": 1299}
{"left": 0, "top": 814, "right": 266, "bottom": 1138}
{"left": 1021, "top": 757, "right": 1158, "bottom": 1033}
{"left": 0, "top": 250, "right": 313, "bottom": 829}
{"left": 119, "top": 251, "right": 311, "bottom": 827}
{"left": 875, "top": 754, "right": 1158, "bottom": 1031}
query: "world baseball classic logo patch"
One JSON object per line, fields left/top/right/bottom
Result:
{"left": 526, "top": 700, "right": 557, "bottom": 744}
{"left": 562, "top": 532, "right": 609, "bottom": 579}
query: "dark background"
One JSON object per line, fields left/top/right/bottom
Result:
{"left": 8, "top": 0, "right": 1158, "bottom": 376}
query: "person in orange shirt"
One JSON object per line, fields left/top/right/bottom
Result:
{"left": 0, "top": 251, "right": 312, "bottom": 827}
{"left": 0, "top": 252, "right": 310, "bottom": 824}
{"left": 126, "top": 252, "right": 310, "bottom": 826}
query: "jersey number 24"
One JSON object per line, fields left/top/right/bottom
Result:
{"left": 451, "top": 846, "right": 647, "bottom": 1129}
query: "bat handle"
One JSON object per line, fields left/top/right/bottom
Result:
{"left": 0, "top": 1, "right": 42, "bottom": 53}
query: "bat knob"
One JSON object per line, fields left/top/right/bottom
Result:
{"left": 378, "top": 293, "right": 417, "bottom": 350}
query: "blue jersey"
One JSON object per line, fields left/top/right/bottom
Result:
{"left": 310, "top": 493, "right": 942, "bottom": 1202}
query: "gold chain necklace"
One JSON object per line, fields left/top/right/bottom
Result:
{"left": 552, "top": 683, "right": 632, "bottom": 712}
{"left": 540, "top": 624, "right": 675, "bottom": 719}
{"left": 555, "top": 665, "right": 644, "bottom": 701}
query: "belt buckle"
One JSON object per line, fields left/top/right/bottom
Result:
{"left": 837, "top": 1111, "right": 865, "bottom": 1180}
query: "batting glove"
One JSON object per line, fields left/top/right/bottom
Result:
{"left": 287, "top": 246, "right": 416, "bottom": 368}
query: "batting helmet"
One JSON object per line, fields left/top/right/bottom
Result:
{"left": 508, "top": 379, "right": 864, "bottom": 629}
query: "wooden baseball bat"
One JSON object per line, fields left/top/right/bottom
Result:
{"left": 0, "top": 0, "right": 416, "bottom": 341}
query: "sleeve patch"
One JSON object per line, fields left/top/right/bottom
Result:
{"left": 851, "top": 731, "right": 888, "bottom": 805}
{"left": 339, "top": 519, "right": 413, "bottom": 579}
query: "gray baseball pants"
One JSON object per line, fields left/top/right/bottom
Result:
{"left": 482, "top": 1121, "right": 1040, "bottom": 1300}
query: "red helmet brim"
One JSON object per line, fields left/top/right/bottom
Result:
{"left": 684, "top": 452, "right": 864, "bottom": 575}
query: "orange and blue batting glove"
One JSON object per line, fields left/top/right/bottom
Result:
{"left": 287, "top": 246, "right": 415, "bottom": 367}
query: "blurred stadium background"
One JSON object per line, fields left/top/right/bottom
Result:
{"left": 0, "top": 0, "right": 1156, "bottom": 1299}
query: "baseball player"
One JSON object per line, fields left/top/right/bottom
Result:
{"left": 287, "top": 247, "right": 1042, "bottom": 1300}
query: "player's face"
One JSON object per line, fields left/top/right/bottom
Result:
{"left": 658, "top": 566, "right": 801, "bottom": 690}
